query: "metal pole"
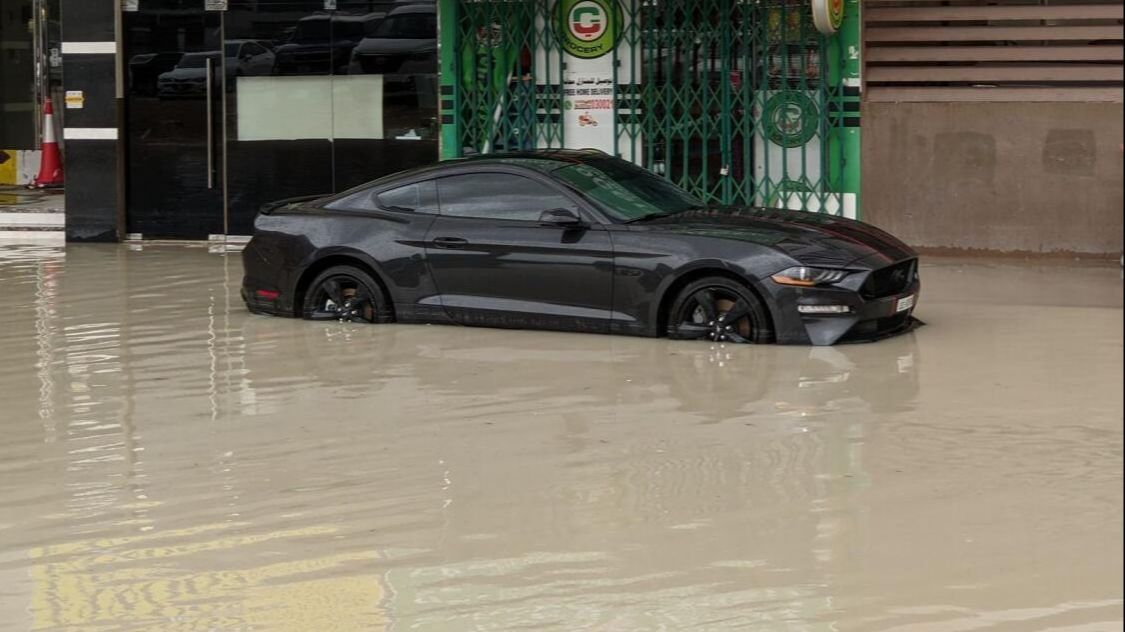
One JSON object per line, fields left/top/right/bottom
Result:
{"left": 32, "top": 0, "right": 46, "bottom": 148}
{"left": 116, "top": 0, "right": 127, "bottom": 239}
{"left": 837, "top": 0, "right": 859, "bottom": 218}
{"left": 437, "top": 0, "right": 458, "bottom": 159}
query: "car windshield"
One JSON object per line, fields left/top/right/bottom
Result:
{"left": 552, "top": 159, "right": 704, "bottom": 221}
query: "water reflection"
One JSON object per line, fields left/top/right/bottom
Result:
{"left": 1, "top": 245, "right": 1121, "bottom": 631}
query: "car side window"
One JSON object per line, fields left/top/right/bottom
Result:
{"left": 244, "top": 42, "right": 265, "bottom": 56}
{"left": 325, "top": 180, "right": 437, "bottom": 214}
{"left": 437, "top": 173, "right": 577, "bottom": 222}
{"left": 378, "top": 181, "right": 437, "bottom": 213}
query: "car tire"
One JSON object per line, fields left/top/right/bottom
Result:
{"left": 301, "top": 265, "right": 393, "bottom": 324}
{"left": 666, "top": 276, "right": 773, "bottom": 344}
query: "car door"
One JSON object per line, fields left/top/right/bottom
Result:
{"left": 424, "top": 171, "right": 615, "bottom": 333}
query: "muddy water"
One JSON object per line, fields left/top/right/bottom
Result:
{"left": 0, "top": 244, "right": 1121, "bottom": 631}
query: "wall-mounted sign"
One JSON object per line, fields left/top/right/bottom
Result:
{"left": 812, "top": 0, "right": 844, "bottom": 35}
{"left": 64, "top": 91, "right": 85, "bottom": 109}
{"left": 554, "top": 0, "right": 623, "bottom": 60}
{"left": 546, "top": 0, "right": 637, "bottom": 158}
{"left": 204, "top": 0, "right": 228, "bottom": 11}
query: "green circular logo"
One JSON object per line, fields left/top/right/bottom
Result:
{"left": 555, "top": 0, "right": 622, "bottom": 59}
{"left": 764, "top": 92, "right": 820, "bottom": 148}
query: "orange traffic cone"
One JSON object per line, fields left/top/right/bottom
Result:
{"left": 29, "top": 99, "right": 64, "bottom": 189}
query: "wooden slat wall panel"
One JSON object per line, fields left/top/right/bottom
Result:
{"left": 863, "top": 0, "right": 1125, "bottom": 102}
{"left": 866, "top": 25, "right": 1124, "bottom": 41}
{"left": 866, "top": 45, "right": 1124, "bottom": 62}
{"left": 866, "top": 87, "right": 1125, "bottom": 101}
{"left": 868, "top": 64, "right": 1124, "bottom": 81}
{"left": 867, "top": 4, "right": 1123, "bottom": 20}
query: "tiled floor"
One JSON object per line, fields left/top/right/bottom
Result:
{"left": 0, "top": 186, "right": 65, "bottom": 243}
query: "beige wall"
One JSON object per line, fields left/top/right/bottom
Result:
{"left": 862, "top": 102, "right": 1124, "bottom": 256}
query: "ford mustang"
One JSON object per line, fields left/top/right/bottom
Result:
{"left": 242, "top": 150, "right": 920, "bottom": 345}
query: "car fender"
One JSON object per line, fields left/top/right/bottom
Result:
{"left": 294, "top": 246, "right": 397, "bottom": 303}
{"left": 648, "top": 258, "right": 779, "bottom": 334}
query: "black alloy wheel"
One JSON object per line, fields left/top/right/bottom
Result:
{"left": 301, "top": 266, "right": 390, "bottom": 324}
{"left": 667, "top": 276, "right": 773, "bottom": 344}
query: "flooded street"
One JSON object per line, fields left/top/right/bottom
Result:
{"left": 0, "top": 244, "right": 1121, "bottom": 631}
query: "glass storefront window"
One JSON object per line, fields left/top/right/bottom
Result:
{"left": 1, "top": 0, "right": 36, "bottom": 148}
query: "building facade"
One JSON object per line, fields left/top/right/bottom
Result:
{"left": 0, "top": 0, "right": 62, "bottom": 185}
{"left": 18, "top": 0, "right": 1125, "bottom": 254}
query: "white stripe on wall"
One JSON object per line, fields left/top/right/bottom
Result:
{"left": 64, "top": 127, "right": 118, "bottom": 140}
{"left": 62, "top": 41, "right": 117, "bottom": 55}
{"left": 0, "top": 213, "right": 66, "bottom": 227}
{"left": 0, "top": 231, "right": 66, "bottom": 244}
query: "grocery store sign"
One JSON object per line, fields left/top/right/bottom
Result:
{"left": 549, "top": 0, "right": 636, "bottom": 157}
{"left": 811, "top": 0, "right": 845, "bottom": 34}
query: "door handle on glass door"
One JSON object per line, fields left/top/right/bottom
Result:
{"left": 205, "top": 56, "right": 214, "bottom": 189}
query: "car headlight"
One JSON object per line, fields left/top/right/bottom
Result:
{"left": 771, "top": 266, "right": 850, "bottom": 287}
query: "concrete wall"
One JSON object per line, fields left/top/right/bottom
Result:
{"left": 862, "top": 102, "right": 1124, "bottom": 256}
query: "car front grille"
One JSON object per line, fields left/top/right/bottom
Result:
{"left": 861, "top": 259, "right": 916, "bottom": 299}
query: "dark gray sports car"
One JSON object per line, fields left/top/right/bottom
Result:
{"left": 242, "top": 150, "right": 920, "bottom": 345}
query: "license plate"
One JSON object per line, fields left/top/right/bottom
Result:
{"left": 895, "top": 294, "right": 916, "bottom": 313}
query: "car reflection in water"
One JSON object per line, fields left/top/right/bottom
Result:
{"left": 237, "top": 317, "right": 921, "bottom": 424}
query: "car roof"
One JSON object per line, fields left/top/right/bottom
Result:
{"left": 344, "top": 150, "right": 614, "bottom": 193}
{"left": 445, "top": 149, "right": 613, "bottom": 172}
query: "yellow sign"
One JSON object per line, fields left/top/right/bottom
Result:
{"left": 0, "top": 150, "right": 15, "bottom": 184}
{"left": 64, "top": 90, "right": 85, "bottom": 109}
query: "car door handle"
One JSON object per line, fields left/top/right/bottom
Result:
{"left": 432, "top": 237, "right": 468, "bottom": 250}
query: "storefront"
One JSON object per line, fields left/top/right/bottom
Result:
{"left": 0, "top": 0, "right": 63, "bottom": 185}
{"left": 121, "top": 0, "right": 439, "bottom": 238}
{"left": 58, "top": 0, "right": 859, "bottom": 241}
{"left": 441, "top": 0, "right": 860, "bottom": 215}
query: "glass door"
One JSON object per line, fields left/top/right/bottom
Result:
{"left": 221, "top": 0, "right": 335, "bottom": 236}
{"left": 124, "top": 1, "right": 224, "bottom": 238}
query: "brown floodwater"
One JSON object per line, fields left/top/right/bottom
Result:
{"left": 0, "top": 243, "right": 1121, "bottom": 631}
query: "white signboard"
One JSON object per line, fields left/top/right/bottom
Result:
{"left": 538, "top": 0, "right": 639, "bottom": 161}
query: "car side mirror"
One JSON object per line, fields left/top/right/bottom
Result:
{"left": 538, "top": 208, "right": 585, "bottom": 227}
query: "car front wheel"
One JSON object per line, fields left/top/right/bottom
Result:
{"left": 667, "top": 276, "right": 773, "bottom": 344}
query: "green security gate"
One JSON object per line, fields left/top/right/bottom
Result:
{"left": 440, "top": 0, "right": 859, "bottom": 216}
{"left": 444, "top": 0, "right": 566, "bottom": 154}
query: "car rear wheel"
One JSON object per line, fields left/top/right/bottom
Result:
{"left": 667, "top": 276, "right": 772, "bottom": 344}
{"left": 301, "top": 266, "right": 392, "bottom": 324}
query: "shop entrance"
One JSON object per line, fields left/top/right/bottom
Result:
{"left": 444, "top": 0, "right": 851, "bottom": 214}
{"left": 124, "top": 0, "right": 440, "bottom": 239}
{"left": 124, "top": 4, "right": 225, "bottom": 238}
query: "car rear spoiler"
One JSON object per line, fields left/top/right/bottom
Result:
{"left": 259, "top": 194, "right": 327, "bottom": 215}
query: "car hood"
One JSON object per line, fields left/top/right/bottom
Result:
{"left": 633, "top": 207, "right": 916, "bottom": 268}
